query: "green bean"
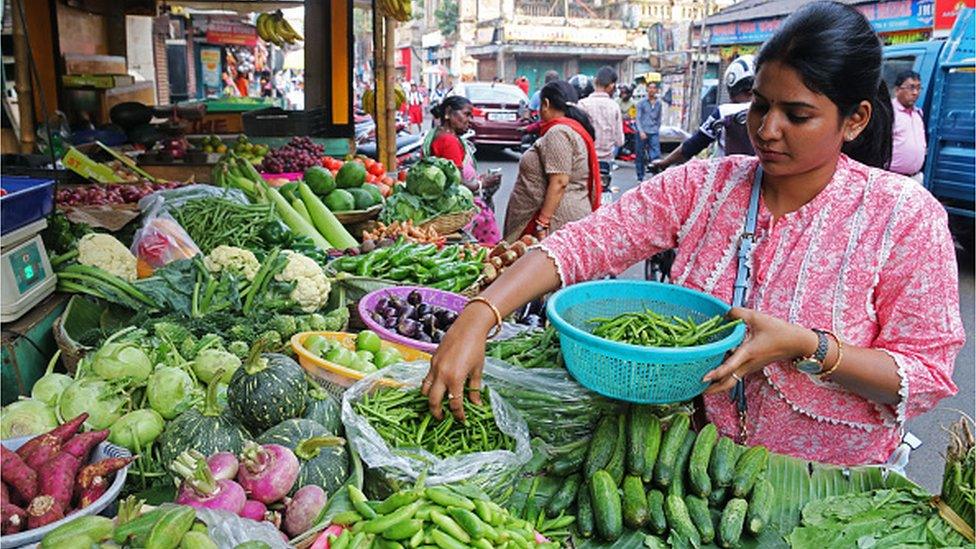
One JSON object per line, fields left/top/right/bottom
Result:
{"left": 589, "top": 310, "right": 742, "bottom": 348}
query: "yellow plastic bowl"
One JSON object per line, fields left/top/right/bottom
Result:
{"left": 290, "top": 331, "right": 431, "bottom": 390}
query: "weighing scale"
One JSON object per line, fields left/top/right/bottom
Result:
{"left": 1, "top": 218, "right": 56, "bottom": 323}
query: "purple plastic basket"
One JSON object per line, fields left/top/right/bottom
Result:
{"left": 358, "top": 286, "right": 469, "bottom": 353}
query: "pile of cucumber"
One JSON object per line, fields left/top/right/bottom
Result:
{"left": 541, "top": 408, "right": 772, "bottom": 547}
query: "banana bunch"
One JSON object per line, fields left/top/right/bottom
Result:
{"left": 377, "top": 0, "right": 413, "bottom": 22}
{"left": 362, "top": 87, "right": 407, "bottom": 117}
{"left": 256, "top": 11, "right": 303, "bottom": 46}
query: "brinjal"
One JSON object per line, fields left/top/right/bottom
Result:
{"left": 383, "top": 316, "right": 398, "bottom": 329}
{"left": 422, "top": 315, "right": 437, "bottom": 335}
{"left": 407, "top": 290, "right": 423, "bottom": 306}
{"left": 370, "top": 311, "right": 386, "bottom": 325}
{"left": 416, "top": 332, "right": 433, "bottom": 344}
{"left": 383, "top": 307, "right": 399, "bottom": 319}
{"left": 432, "top": 329, "right": 445, "bottom": 343}
{"left": 417, "top": 303, "right": 433, "bottom": 317}
{"left": 375, "top": 298, "right": 389, "bottom": 311}
{"left": 436, "top": 310, "right": 458, "bottom": 327}
{"left": 397, "top": 319, "right": 421, "bottom": 338}
{"left": 400, "top": 305, "right": 416, "bottom": 320}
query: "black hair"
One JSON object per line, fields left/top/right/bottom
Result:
{"left": 544, "top": 70, "right": 560, "bottom": 84}
{"left": 540, "top": 81, "right": 596, "bottom": 139}
{"left": 430, "top": 95, "right": 472, "bottom": 121}
{"left": 756, "top": 1, "right": 892, "bottom": 169}
{"left": 894, "top": 70, "right": 921, "bottom": 87}
{"left": 595, "top": 66, "right": 618, "bottom": 88}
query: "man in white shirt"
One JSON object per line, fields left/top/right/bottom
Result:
{"left": 578, "top": 66, "right": 625, "bottom": 162}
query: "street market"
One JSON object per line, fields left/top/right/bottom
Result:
{"left": 0, "top": 0, "right": 974, "bottom": 548}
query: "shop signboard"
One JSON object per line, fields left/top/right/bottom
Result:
{"left": 935, "top": 0, "right": 976, "bottom": 29}
{"left": 504, "top": 24, "right": 628, "bottom": 46}
{"left": 206, "top": 20, "right": 257, "bottom": 46}
{"left": 709, "top": 0, "right": 934, "bottom": 45}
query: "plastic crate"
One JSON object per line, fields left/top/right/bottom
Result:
{"left": 242, "top": 107, "right": 329, "bottom": 137}
{"left": 0, "top": 176, "right": 55, "bottom": 233}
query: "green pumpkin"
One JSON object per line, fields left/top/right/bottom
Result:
{"left": 159, "top": 377, "right": 251, "bottom": 467}
{"left": 228, "top": 348, "right": 307, "bottom": 433}
{"left": 257, "top": 418, "right": 348, "bottom": 495}
{"left": 303, "top": 381, "right": 342, "bottom": 435}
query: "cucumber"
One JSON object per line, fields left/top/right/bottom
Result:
{"left": 549, "top": 444, "right": 587, "bottom": 476}
{"left": 718, "top": 498, "right": 748, "bottom": 548}
{"left": 642, "top": 415, "right": 662, "bottom": 483}
{"left": 621, "top": 475, "right": 649, "bottom": 529}
{"left": 627, "top": 406, "right": 650, "bottom": 476}
{"left": 589, "top": 470, "right": 623, "bottom": 542}
{"left": 664, "top": 493, "right": 701, "bottom": 547}
{"left": 545, "top": 473, "right": 581, "bottom": 518}
{"left": 606, "top": 414, "right": 627, "bottom": 485}
{"left": 732, "top": 445, "right": 769, "bottom": 498}
{"left": 646, "top": 489, "right": 667, "bottom": 535}
{"left": 654, "top": 414, "right": 690, "bottom": 488}
{"left": 709, "top": 436, "right": 736, "bottom": 487}
{"left": 708, "top": 484, "right": 730, "bottom": 508}
{"left": 685, "top": 495, "right": 715, "bottom": 544}
{"left": 668, "top": 430, "right": 696, "bottom": 499}
{"left": 584, "top": 416, "right": 618, "bottom": 479}
{"left": 688, "top": 423, "right": 719, "bottom": 497}
{"left": 576, "top": 483, "right": 595, "bottom": 538}
{"left": 747, "top": 477, "right": 774, "bottom": 534}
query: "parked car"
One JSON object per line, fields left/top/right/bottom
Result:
{"left": 883, "top": 8, "right": 974, "bottom": 248}
{"left": 450, "top": 82, "right": 529, "bottom": 149}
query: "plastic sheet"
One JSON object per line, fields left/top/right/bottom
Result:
{"left": 341, "top": 361, "right": 532, "bottom": 500}
{"left": 137, "top": 184, "right": 251, "bottom": 219}
{"left": 130, "top": 213, "right": 201, "bottom": 271}
{"left": 194, "top": 507, "right": 291, "bottom": 549}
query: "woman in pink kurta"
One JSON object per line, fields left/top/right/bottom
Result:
{"left": 421, "top": 1, "right": 963, "bottom": 466}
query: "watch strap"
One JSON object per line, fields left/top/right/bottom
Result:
{"left": 811, "top": 329, "right": 829, "bottom": 362}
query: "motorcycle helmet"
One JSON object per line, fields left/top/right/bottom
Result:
{"left": 724, "top": 54, "right": 755, "bottom": 98}
{"left": 617, "top": 84, "right": 632, "bottom": 99}
{"left": 568, "top": 74, "right": 594, "bottom": 100}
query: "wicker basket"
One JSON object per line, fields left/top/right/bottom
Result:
{"left": 420, "top": 208, "right": 476, "bottom": 235}
{"left": 334, "top": 204, "right": 383, "bottom": 226}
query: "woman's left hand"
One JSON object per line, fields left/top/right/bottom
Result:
{"left": 702, "top": 307, "right": 817, "bottom": 394}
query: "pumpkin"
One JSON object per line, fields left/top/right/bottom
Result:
{"left": 228, "top": 345, "right": 308, "bottom": 433}
{"left": 257, "top": 418, "right": 349, "bottom": 495}
{"left": 303, "top": 381, "right": 342, "bottom": 435}
{"left": 159, "top": 376, "right": 251, "bottom": 467}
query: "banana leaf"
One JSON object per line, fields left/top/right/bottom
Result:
{"left": 512, "top": 451, "right": 920, "bottom": 548}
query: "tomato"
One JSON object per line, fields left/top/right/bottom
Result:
{"left": 381, "top": 176, "right": 394, "bottom": 186}
{"left": 367, "top": 163, "right": 385, "bottom": 177}
{"left": 377, "top": 183, "right": 392, "bottom": 198}
{"left": 366, "top": 173, "right": 377, "bottom": 183}
{"left": 397, "top": 170, "right": 408, "bottom": 182}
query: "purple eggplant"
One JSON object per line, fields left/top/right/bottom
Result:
{"left": 375, "top": 297, "right": 389, "bottom": 311}
{"left": 399, "top": 304, "right": 417, "bottom": 321}
{"left": 371, "top": 311, "right": 386, "bottom": 325}
{"left": 383, "top": 316, "right": 398, "bottom": 329}
{"left": 407, "top": 290, "right": 423, "bottom": 306}
{"left": 383, "top": 307, "right": 399, "bottom": 319}
{"left": 432, "top": 329, "right": 445, "bottom": 344}
{"left": 397, "top": 318, "right": 421, "bottom": 338}
{"left": 416, "top": 332, "right": 433, "bottom": 344}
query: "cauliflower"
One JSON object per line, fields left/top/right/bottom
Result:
{"left": 77, "top": 233, "right": 137, "bottom": 281}
{"left": 275, "top": 250, "right": 331, "bottom": 312}
{"left": 204, "top": 246, "right": 260, "bottom": 281}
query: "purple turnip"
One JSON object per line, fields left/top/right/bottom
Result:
{"left": 283, "top": 484, "right": 327, "bottom": 538}
{"left": 171, "top": 451, "right": 246, "bottom": 515}
{"left": 236, "top": 442, "right": 299, "bottom": 504}
{"left": 207, "top": 451, "right": 240, "bottom": 481}
{"left": 240, "top": 499, "right": 267, "bottom": 521}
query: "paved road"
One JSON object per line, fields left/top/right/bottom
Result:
{"left": 477, "top": 148, "right": 975, "bottom": 492}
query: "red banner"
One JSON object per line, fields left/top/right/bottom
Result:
{"left": 935, "top": 0, "right": 974, "bottom": 29}
{"left": 206, "top": 21, "right": 257, "bottom": 46}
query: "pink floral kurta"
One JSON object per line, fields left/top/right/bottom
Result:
{"left": 539, "top": 154, "right": 963, "bottom": 466}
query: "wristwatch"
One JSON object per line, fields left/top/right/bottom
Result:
{"left": 793, "top": 329, "right": 829, "bottom": 375}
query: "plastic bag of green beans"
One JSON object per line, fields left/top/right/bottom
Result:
{"left": 341, "top": 361, "right": 532, "bottom": 501}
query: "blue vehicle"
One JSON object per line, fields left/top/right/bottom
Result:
{"left": 883, "top": 8, "right": 975, "bottom": 228}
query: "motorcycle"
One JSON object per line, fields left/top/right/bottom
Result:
{"left": 354, "top": 113, "right": 424, "bottom": 170}
{"left": 617, "top": 118, "right": 638, "bottom": 162}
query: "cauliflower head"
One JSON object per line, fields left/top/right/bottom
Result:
{"left": 77, "top": 233, "right": 137, "bottom": 281}
{"left": 204, "top": 246, "right": 260, "bottom": 281}
{"left": 275, "top": 250, "right": 331, "bottom": 312}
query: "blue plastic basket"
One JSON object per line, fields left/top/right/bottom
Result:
{"left": 546, "top": 280, "right": 746, "bottom": 404}
{"left": 0, "top": 176, "right": 55, "bottom": 233}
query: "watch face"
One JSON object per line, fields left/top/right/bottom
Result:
{"left": 796, "top": 359, "right": 823, "bottom": 375}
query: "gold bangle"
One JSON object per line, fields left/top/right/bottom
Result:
{"left": 818, "top": 331, "right": 844, "bottom": 380}
{"left": 466, "top": 296, "right": 503, "bottom": 339}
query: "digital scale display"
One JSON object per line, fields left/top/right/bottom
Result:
{"left": 9, "top": 241, "right": 45, "bottom": 294}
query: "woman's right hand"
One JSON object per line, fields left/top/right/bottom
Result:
{"left": 421, "top": 307, "right": 493, "bottom": 421}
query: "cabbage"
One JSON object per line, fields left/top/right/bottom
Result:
{"left": 406, "top": 162, "right": 447, "bottom": 200}
{"left": 92, "top": 342, "right": 153, "bottom": 384}
{"left": 146, "top": 366, "right": 198, "bottom": 420}
{"left": 59, "top": 378, "right": 127, "bottom": 430}
{"left": 0, "top": 399, "right": 58, "bottom": 439}
{"left": 430, "top": 157, "right": 462, "bottom": 188}
{"left": 457, "top": 185, "right": 474, "bottom": 208}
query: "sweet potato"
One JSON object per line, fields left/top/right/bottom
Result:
{"left": 26, "top": 495, "right": 64, "bottom": 529}
{"left": 1, "top": 502, "right": 26, "bottom": 534}
{"left": 61, "top": 429, "right": 109, "bottom": 460}
{"left": 38, "top": 451, "right": 81, "bottom": 510}
{"left": 19, "top": 414, "right": 89, "bottom": 470}
{"left": 0, "top": 446, "right": 37, "bottom": 502}
{"left": 1, "top": 482, "right": 9, "bottom": 505}
{"left": 75, "top": 457, "right": 134, "bottom": 508}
